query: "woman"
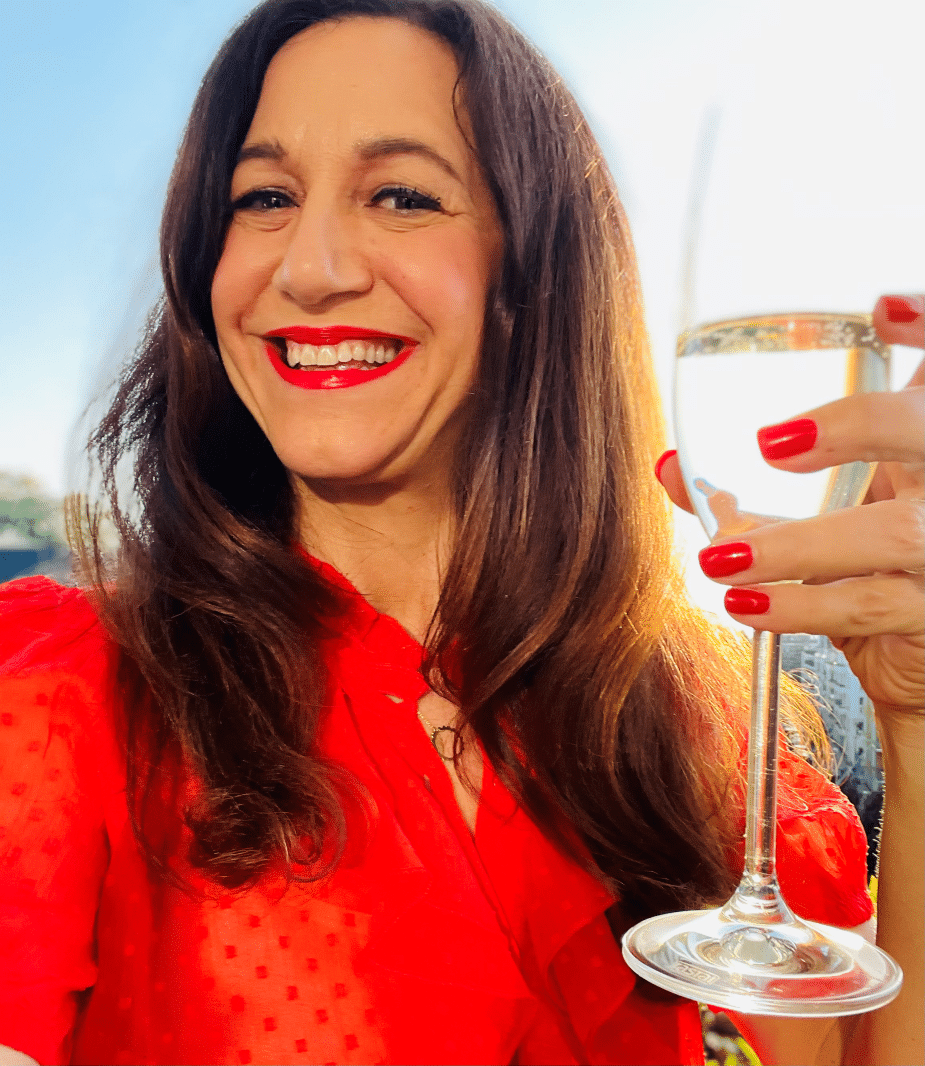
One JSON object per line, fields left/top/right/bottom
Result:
{"left": 0, "top": 1, "right": 921, "bottom": 1063}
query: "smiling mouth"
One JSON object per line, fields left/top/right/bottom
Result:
{"left": 268, "top": 337, "right": 402, "bottom": 371}
{"left": 262, "top": 329, "right": 415, "bottom": 390}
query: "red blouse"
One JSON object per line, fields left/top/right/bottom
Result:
{"left": 0, "top": 568, "right": 873, "bottom": 1066}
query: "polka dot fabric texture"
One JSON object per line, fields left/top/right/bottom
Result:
{"left": 0, "top": 571, "right": 873, "bottom": 1065}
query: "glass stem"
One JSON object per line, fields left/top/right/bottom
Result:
{"left": 723, "top": 630, "right": 797, "bottom": 925}
{"left": 746, "top": 630, "right": 781, "bottom": 883}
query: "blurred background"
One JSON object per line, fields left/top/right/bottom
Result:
{"left": 2, "top": 0, "right": 922, "bottom": 585}
{"left": 1, "top": 2, "right": 920, "bottom": 1059}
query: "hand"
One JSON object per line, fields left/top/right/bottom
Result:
{"left": 657, "top": 295, "right": 924, "bottom": 713}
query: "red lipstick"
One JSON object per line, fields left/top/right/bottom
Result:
{"left": 264, "top": 326, "right": 416, "bottom": 391}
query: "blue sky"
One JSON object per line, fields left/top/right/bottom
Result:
{"left": 2, "top": 0, "right": 922, "bottom": 616}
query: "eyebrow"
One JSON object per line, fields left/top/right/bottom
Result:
{"left": 237, "top": 139, "right": 286, "bottom": 164}
{"left": 357, "top": 137, "right": 462, "bottom": 182}
{"left": 235, "top": 136, "right": 462, "bottom": 183}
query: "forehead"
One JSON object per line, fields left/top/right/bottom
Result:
{"left": 245, "top": 17, "right": 471, "bottom": 162}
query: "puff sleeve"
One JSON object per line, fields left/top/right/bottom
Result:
{"left": 0, "top": 579, "right": 119, "bottom": 1065}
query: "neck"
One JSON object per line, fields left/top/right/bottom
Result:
{"left": 293, "top": 475, "right": 454, "bottom": 642}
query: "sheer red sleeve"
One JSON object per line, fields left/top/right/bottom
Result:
{"left": 0, "top": 579, "right": 119, "bottom": 1065}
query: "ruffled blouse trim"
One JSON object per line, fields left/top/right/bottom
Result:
{"left": 301, "top": 556, "right": 647, "bottom": 1054}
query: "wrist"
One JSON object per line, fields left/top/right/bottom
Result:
{"left": 873, "top": 704, "right": 924, "bottom": 751}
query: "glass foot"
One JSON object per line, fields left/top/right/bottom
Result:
{"left": 622, "top": 907, "right": 902, "bottom": 1016}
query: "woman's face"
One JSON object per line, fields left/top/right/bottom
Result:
{"left": 211, "top": 17, "right": 502, "bottom": 493}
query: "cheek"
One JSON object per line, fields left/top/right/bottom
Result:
{"left": 393, "top": 232, "right": 496, "bottom": 337}
{"left": 210, "top": 232, "right": 273, "bottom": 333}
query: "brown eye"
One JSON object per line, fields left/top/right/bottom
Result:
{"left": 230, "top": 188, "right": 295, "bottom": 213}
{"left": 371, "top": 186, "right": 441, "bottom": 213}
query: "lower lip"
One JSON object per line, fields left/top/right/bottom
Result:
{"left": 264, "top": 342, "right": 415, "bottom": 390}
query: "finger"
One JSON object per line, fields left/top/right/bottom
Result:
{"left": 873, "top": 294, "right": 925, "bottom": 349}
{"left": 698, "top": 498, "right": 925, "bottom": 586}
{"left": 655, "top": 449, "right": 694, "bottom": 513}
{"left": 722, "top": 572, "right": 924, "bottom": 639}
{"left": 756, "top": 387, "right": 924, "bottom": 471}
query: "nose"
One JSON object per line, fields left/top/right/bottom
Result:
{"left": 272, "top": 199, "right": 374, "bottom": 309}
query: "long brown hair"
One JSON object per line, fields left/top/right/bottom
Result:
{"left": 75, "top": 0, "right": 806, "bottom": 919}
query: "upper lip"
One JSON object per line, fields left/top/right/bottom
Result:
{"left": 264, "top": 325, "right": 416, "bottom": 346}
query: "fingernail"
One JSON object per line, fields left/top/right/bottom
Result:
{"left": 757, "top": 418, "right": 817, "bottom": 461}
{"left": 700, "top": 541, "right": 753, "bottom": 578}
{"left": 654, "top": 449, "right": 677, "bottom": 481}
{"left": 882, "top": 295, "right": 922, "bottom": 324}
{"left": 725, "top": 588, "right": 770, "bottom": 615}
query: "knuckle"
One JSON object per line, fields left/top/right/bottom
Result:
{"left": 846, "top": 584, "right": 897, "bottom": 630}
{"left": 885, "top": 500, "right": 925, "bottom": 560}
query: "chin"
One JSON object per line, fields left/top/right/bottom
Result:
{"left": 274, "top": 441, "right": 404, "bottom": 489}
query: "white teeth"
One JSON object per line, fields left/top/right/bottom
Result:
{"left": 282, "top": 339, "right": 402, "bottom": 368}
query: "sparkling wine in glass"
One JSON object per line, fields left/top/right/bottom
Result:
{"left": 621, "top": 312, "right": 903, "bottom": 1016}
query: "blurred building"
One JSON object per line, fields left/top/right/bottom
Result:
{"left": 780, "top": 633, "right": 882, "bottom": 794}
{"left": 0, "top": 527, "right": 56, "bottom": 582}
{"left": 0, "top": 471, "right": 76, "bottom": 585}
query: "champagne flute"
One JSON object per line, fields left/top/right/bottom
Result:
{"left": 621, "top": 312, "right": 902, "bottom": 1015}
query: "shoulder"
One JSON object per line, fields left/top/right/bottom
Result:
{"left": 0, "top": 576, "right": 111, "bottom": 683}
{"left": 0, "top": 577, "right": 123, "bottom": 821}
{"left": 775, "top": 748, "right": 874, "bottom": 927}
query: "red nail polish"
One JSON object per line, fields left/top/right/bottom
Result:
{"left": 655, "top": 449, "right": 677, "bottom": 481}
{"left": 724, "top": 588, "right": 770, "bottom": 615}
{"left": 757, "top": 418, "right": 817, "bottom": 461}
{"left": 883, "top": 295, "right": 921, "bottom": 324}
{"left": 700, "top": 542, "right": 753, "bottom": 578}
